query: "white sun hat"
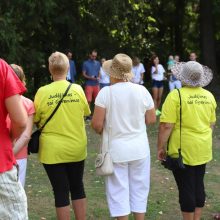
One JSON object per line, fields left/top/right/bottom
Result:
{"left": 171, "top": 61, "right": 213, "bottom": 87}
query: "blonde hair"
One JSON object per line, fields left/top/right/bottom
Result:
{"left": 48, "top": 51, "right": 69, "bottom": 75}
{"left": 10, "top": 64, "right": 25, "bottom": 83}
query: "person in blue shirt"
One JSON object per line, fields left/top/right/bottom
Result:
{"left": 66, "top": 49, "right": 77, "bottom": 83}
{"left": 82, "top": 49, "right": 100, "bottom": 113}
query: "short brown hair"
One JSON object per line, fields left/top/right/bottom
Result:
{"left": 48, "top": 51, "right": 69, "bottom": 75}
{"left": 132, "top": 56, "right": 140, "bottom": 66}
{"left": 10, "top": 64, "right": 25, "bottom": 82}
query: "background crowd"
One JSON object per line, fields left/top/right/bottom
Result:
{"left": 64, "top": 49, "right": 200, "bottom": 118}
{"left": 0, "top": 45, "right": 217, "bottom": 220}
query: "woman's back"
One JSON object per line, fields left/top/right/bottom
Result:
{"left": 110, "top": 82, "right": 151, "bottom": 135}
{"left": 160, "top": 87, "right": 216, "bottom": 165}
{"left": 95, "top": 82, "right": 154, "bottom": 162}
{"left": 34, "top": 81, "right": 90, "bottom": 164}
{"left": 181, "top": 87, "right": 215, "bottom": 132}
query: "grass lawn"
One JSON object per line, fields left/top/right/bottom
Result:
{"left": 26, "top": 101, "right": 220, "bottom": 220}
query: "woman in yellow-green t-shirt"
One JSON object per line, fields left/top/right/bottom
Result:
{"left": 157, "top": 61, "right": 216, "bottom": 220}
{"left": 34, "top": 52, "right": 90, "bottom": 220}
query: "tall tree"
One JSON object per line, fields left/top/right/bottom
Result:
{"left": 1, "top": 0, "right": 219, "bottom": 95}
{"left": 174, "top": 0, "right": 185, "bottom": 57}
{"left": 200, "top": 0, "right": 217, "bottom": 72}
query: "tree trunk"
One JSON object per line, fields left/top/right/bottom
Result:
{"left": 200, "top": 0, "right": 219, "bottom": 94}
{"left": 174, "top": 0, "right": 185, "bottom": 58}
{"left": 200, "top": 0, "right": 217, "bottom": 72}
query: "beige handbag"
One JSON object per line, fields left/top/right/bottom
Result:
{"left": 95, "top": 87, "right": 114, "bottom": 176}
{"left": 95, "top": 148, "right": 114, "bottom": 176}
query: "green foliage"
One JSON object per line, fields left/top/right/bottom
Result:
{"left": 0, "top": 0, "right": 219, "bottom": 97}
{"left": 183, "top": 2, "right": 200, "bottom": 57}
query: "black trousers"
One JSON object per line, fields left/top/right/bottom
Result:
{"left": 43, "top": 160, "right": 85, "bottom": 207}
{"left": 172, "top": 164, "right": 206, "bottom": 212}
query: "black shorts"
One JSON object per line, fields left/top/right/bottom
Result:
{"left": 43, "top": 160, "right": 85, "bottom": 207}
{"left": 172, "top": 164, "right": 206, "bottom": 212}
{"left": 152, "top": 80, "right": 164, "bottom": 88}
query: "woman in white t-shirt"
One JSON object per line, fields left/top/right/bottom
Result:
{"left": 131, "top": 57, "right": 145, "bottom": 85}
{"left": 151, "top": 55, "right": 166, "bottom": 116}
{"left": 99, "top": 58, "right": 110, "bottom": 89}
{"left": 91, "top": 54, "right": 156, "bottom": 220}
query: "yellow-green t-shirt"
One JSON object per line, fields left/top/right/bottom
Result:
{"left": 34, "top": 80, "right": 91, "bottom": 164}
{"left": 160, "top": 87, "right": 216, "bottom": 165}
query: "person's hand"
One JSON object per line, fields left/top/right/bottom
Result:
{"left": 91, "top": 76, "right": 97, "bottom": 81}
{"left": 153, "top": 65, "right": 158, "bottom": 74}
{"left": 157, "top": 148, "right": 166, "bottom": 161}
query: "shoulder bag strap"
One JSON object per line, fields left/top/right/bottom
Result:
{"left": 166, "top": 89, "right": 182, "bottom": 154}
{"left": 99, "top": 86, "right": 112, "bottom": 154}
{"left": 40, "top": 82, "right": 72, "bottom": 130}
{"left": 176, "top": 89, "right": 182, "bottom": 153}
{"left": 107, "top": 86, "right": 112, "bottom": 152}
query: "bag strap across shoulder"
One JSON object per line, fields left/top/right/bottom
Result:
{"left": 99, "top": 86, "right": 112, "bottom": 153}
{"left": 108, "top": 86, "right": 112, "bottom": 150}
{"left": 40, "top": 82, "right": 72, "bottom": 131}
{"left": 167, "top": 88, "right": 182, "bottom": 154}
{"left": 176, "top": 89, "right": 182, "bottom": 152}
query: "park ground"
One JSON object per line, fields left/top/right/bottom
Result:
{"left": 26, "top": 97, "right": 220, "bottom": 220}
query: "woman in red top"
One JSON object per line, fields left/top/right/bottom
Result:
{"left": 0, "top": 59, "right": 28, "bottom": 219}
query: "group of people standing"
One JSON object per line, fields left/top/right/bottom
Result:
{"left": 66, "top": 49, "right": 199, "bottom": 119}
{"left": 67, "top": 49, "right": 146, "bottom": 120}
{"left": 150, "top": 52, "right": 198, "bottom": 116}
{"left": 0, "top": 49, "right": 217, "bottom": 220}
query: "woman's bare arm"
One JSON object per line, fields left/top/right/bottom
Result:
{"left": 13, "top": 114, "right": 34, "bottom": 155}
{"left": 157, "top": 122, "right": 174, "bottom": 161}
{"left": 145, "top": 108, "right": 156, "bottom": 125}
{"left": 5, "top": 95, "right": 27, "bottom": 138}
{"left": 91, "top": 106, "right": 106, "bottom": 134}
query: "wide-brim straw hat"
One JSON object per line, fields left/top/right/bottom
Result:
{"left": 102, "top": 53, "right": 134, "bottom": 81}
{"left": 171, "top": 61, "right": 213, "bottom": 87}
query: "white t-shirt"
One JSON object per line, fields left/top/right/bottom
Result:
{"left": 131, "top": 63, "right": 145, "bottom": 84}
{"left": 95, "top": 82, "right": 154, "bottom": 162}
{"left": 99, "top": 67, "right": 110, "bottom": 84}
{"left": 151, "top": 64, "right": 165, "bottom": 81}
{"left": 66, "top": 68, "right": 71, "bottom": 80}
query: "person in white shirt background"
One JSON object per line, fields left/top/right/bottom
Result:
{"left": 131, "top": 56, "right": 145, "bottom": 85}
{"left": 150, "top": 55, "right": 166, "bottom": 116}
{"left": 99, "top": 58, "right": 110, "bottom": 89}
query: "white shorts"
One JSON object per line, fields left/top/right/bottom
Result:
{"left": 0, "top": 166, "right": 28, "bottom": 220}
{"left": 17, "top": 158, "right": 27, "bottom": 187}
{"left": 105, "top": 156, "right": 150, "bottom": 217}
